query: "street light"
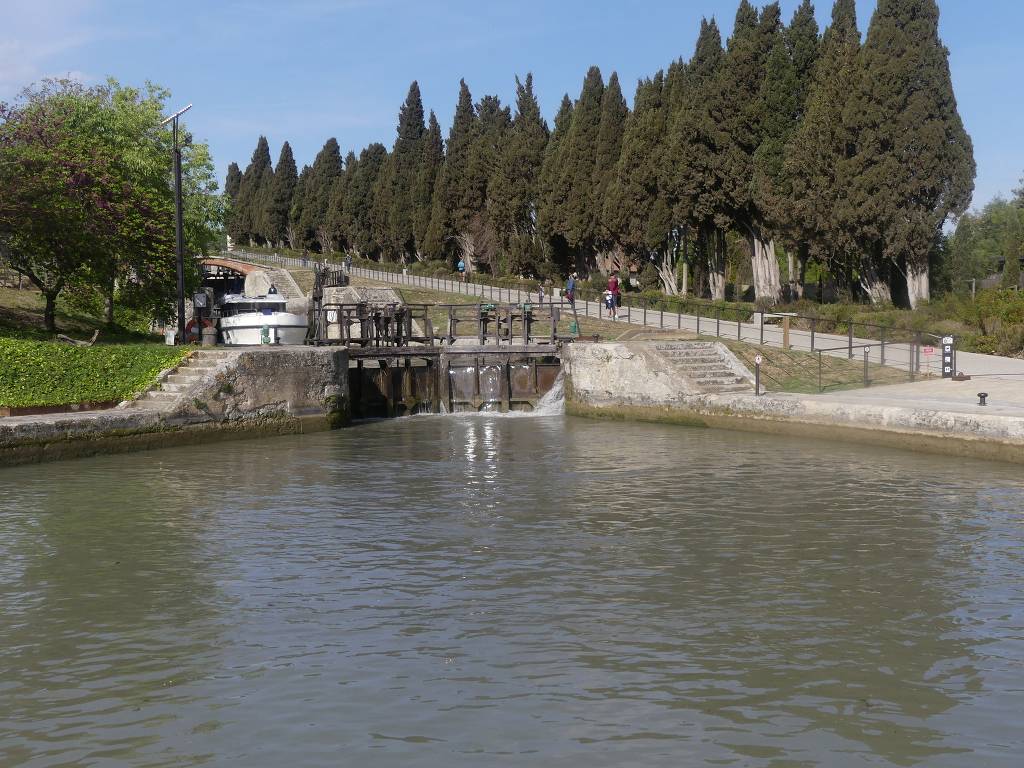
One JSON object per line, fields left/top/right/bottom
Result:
{"left": 160, "top": 103, "right": 193, "bottom": 342}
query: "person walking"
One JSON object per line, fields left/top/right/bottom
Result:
{"left": 537, "top": 283, "right": 545, "bottom": 305}
{"left": 607, "top": 272, "right": 620, "bottom": 319}
{"left": 565, "top": 272, "right": 577, "bottom": 308}
{"left": 345, "top": 253, "right": 353, "bottom": 273}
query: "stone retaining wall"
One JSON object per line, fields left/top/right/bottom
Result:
{"left": 0, "top": 347, "right": 349, "bottom": 467}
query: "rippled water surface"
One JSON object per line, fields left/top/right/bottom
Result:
{"left": 3, "top": 416, "right": 1024, "bottom": 767}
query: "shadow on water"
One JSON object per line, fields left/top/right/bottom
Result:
{"left": 2, "top": 414, "right": 1023, "bottom": 766}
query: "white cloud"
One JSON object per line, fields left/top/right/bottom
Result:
{"left": 0, "top": 0, "right": 101, "bottom": 98}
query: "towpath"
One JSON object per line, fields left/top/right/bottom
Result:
{"left": 236, "top": 251, "right": 1024, "bottom": 382}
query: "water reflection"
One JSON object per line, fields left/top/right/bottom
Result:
{"left": 2, "top": 417, "right": 1023, "bottom": 767}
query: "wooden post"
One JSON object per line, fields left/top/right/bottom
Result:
{"left": 782, "top": 316, "right": 790, "bottom": 350}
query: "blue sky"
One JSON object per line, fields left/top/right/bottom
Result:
{"left": 2, "top": 0, "right": 1021, "bottom": 210}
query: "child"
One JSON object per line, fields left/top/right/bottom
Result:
{"left": 603, "top": 289, "right": 616, "bottom": 319}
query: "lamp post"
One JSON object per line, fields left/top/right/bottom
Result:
{"left": 160, "top": 104, "right": 192, "bottom": 342}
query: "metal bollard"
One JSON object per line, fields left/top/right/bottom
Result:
{"left": 863, "top": 347, "right": 871, "bottom": 387}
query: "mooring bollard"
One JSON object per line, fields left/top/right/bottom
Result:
{"left": 978, "top": 392, "right": 989, "bottom": 406}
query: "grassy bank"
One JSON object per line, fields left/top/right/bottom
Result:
{"left": 1, "top": 286, "right": 188, "bottom": 409}
{"left": 0, "top": 338, "right": 188, "bottom": 408}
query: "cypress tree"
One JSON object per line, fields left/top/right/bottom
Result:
{"left": 425, "top": 79, "right": 478, "bottom": 260}
{"left": 343, "top": 143, "right": 388, "bottom": 258}
{"left": 225, "top": 162, "right": 242, "bottom": 200}
{"left": 662, "top": 18, "right": 727, "bottom": 298}
{"left": 299, "top": 138, "right": 343, "bottom": 252}
{"left": 381, "top": 81, "right": 426, "bottom": 261}
{"left": 266, "top": 141, "right": 298, "bottom": 247}
{"left": 787, "top": 0, "right": 820, "bottom": 118}
{"left": 488, "top": 74, "right": 549, "bottom": 275}
{"left": 234, "top": 136, "right": 272, "bottom": 246}
{"left": 537, "top": 93, "right": 574, "bottom": 272}
{"left": 413, "top": 111, "right": 444, "bottom": 259}
{"left": 604, "top": 74, "right": 674, "bottom": 290}
{"left": 224, "top": 162, "right": 242, "bottom": 246}
{"left": 559, "top": 66, "right": 605, "bottom": 264}
{"left": 592, "top": 71, "right": 629, "bottom": 261}
{"left": 254, "top": 167, "right": 276, "bottom": 245}
{"left": 843, "top": 0, "right": 975, "bottom": 308}
{"left": 783, "top": 0, "right": 860, "bottom": 295}
{"left": 711, "top": 1, "right": 784, "bottom": 305}
{"left": 464, "top": 94, "right": 511, "bottom": 271}
{"left": 288, "top": 165, "right": 310, "bottom": 251}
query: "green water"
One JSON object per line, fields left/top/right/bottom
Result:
{"left": 2, "top": 416, "right": 1023, "bottom": 766}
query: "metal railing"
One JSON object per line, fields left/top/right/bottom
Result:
{"left": 225, "top": 249, "right": 949, "bottom": 378}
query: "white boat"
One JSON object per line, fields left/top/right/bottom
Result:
{"left": 218, "top": 294, "right": 308, "bottom": 345}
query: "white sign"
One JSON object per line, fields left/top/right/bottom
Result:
{"left": 754, "top": 354, "right": 763, "bottom": 366}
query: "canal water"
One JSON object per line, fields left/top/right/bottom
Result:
{"left": 2, "top": 415, "right": 1023, "bottom": 767}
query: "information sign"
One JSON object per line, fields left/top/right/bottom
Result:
{"left": 941, "top": 336, "right": 955, "bottom": 378}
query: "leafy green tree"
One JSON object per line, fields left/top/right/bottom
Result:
{"left": 0, "top": 79, "right": 218, "bottom": 330}
{"left": 842, "top": 0, "right": 975, "bottom": 308}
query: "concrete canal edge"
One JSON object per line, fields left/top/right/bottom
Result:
{"left": 0, "top": 348, "right": 350, "bottom": 468}
{"left": 563, "top": 342, "right": 1024, "bottom": 465}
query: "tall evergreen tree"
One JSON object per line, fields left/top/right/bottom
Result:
{"left": 592, "top": 71, "right": 629, "bottom": 265}
{"left": 463, "top": 94, "right": 511, "bottom": 271}
{"left": 661, "top": 18, "right": 724, "bottom": 297}
{"left": 299, "top": 138, "right": 343, "bottom": 252}
{"left": 412, "top": 111, "right": 444, "bottom": 258}
{"left": 488, "top": 74, "right": 549, "bottom": 274}
{"left": 225, "top": 162, "right": 242, "bottom": 200}
{"left": 537, "top": 93, "right": 574, "bottom": 272}
{"left": 604, "top": 74, "right": 674, "bottom": 290}
{"left": 425, "top": 79, "right": 477, "bottom": 260}
{"left": 288, "top": 165, "right": 310, "bottom": 251}
{"left": 842, "top": 0, "right": 975, "bottom": 307}
{"left": 233, "top": 136, "right": 272, "bottom": 245}
{"left": 783, "top": 0, "right": 860, "bottom": 296}
{"left": 343, "top": 143, "right": 388, "bottom": 258}
{"left": 265, "top": 141, "right": 297, "bottom": 247}
{"left": 379, "top": 81, "right": 426, "bottom": 261}
{"left": 663, "top": 17, "right": 727, "bottom": 298}
{"left": 558, "top": 66, "right": 605, "bottom": 268}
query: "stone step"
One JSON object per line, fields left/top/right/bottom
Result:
{"left": 145, "top": 390, "right": 178, "bottom": 401}
{"left": 166, "top": 373, "right": 202, "bottom": 385}
{"left": 160, "top": 382, "right": 191, "bottom": 393}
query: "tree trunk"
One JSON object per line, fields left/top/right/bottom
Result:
{"left": 748, "top": 225, "right": 782, "bottom": 307}
{"left": 859, "top": 248, "right": 892, "bottom": 305}
{"left": 104, "top": 275, "right": 115, "bottom": 327}
{"left": 708, "top": 227, "right": 726, "bottom": 301}
{"left": 905, "top": 262, "right": 929, "bottom": 309}
{"left": 795, "top": 243, "right": 808, "bottom": 301}
{"left": 44, "top": 291, "right": 58, "bottom": 333}
{"left": 786, "top": 249, "right": 795, "bottom": 302}
{"left": 656, "top": 249, "right": 679, "bottom": 296}
{"left": 680, "top": 261, "right": 689, "bottom": 297}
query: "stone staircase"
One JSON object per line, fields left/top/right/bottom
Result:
{"left": 130, "top": 349, "right": 241, "bottom": 411}
{"left": 654, "top": 341, "right": 753, "bottom": 394}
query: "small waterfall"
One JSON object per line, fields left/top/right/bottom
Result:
{"left": 533, "top": 372, "right": 565, "bottom": 416}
